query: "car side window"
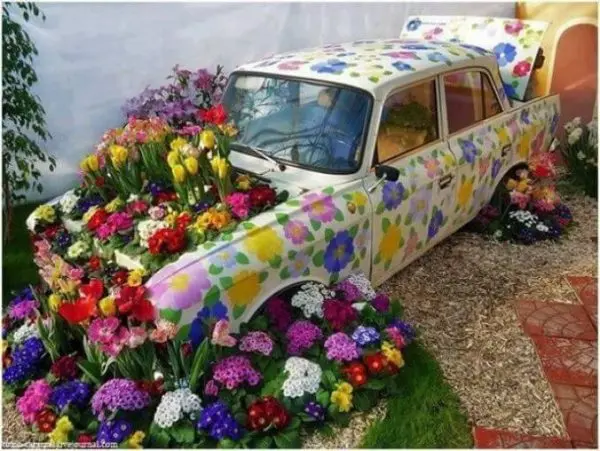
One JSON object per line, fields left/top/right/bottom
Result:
{"left": 444, "top": 70, "right": 503, "bottom": 135}
{"left": 376, "top": 80, "right": 438, "bottom": 164}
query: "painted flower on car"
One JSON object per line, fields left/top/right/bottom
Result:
{"left": 382, "top": 182, "right": 405, "bottom": 211}
{"left": 324, "top": 231, "right": 355, "bottom": 274}
{"left": 310, "top": 59, "right": 348, "bottom": 74}
{"left": 244, "top": 226, "right": 283, "bottom": 263}
{"left": 492, "top": 42, "right": 517, "bottom": 67}
{"left": 284, "top": 220, "right": 309, "bottom": 245}
{"left": 427, "top": 208, "right": 444, "bottom": 239}
{"left": 301, "top": 193, "right": 336, "bottom": 223}
{"left": 147, "top": 262, "right": 211, "bottom": 311}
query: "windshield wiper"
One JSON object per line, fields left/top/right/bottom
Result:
{"left": 231, "top": 143, "right": 286, "bottom": 172}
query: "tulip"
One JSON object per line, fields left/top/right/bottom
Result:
{"left": 109, "top": 145, "right": 128, "bottom": 167}
{"left": 184, "top": 156, "right": 199, "bottom": 175}
{"left": 200, "top": 130, "right": 216, "bottom": 149}
{"left": 167, "top": 150, "right": 180, "bottom": 168}
{"left": 210, "top": 156, "right": 229, "bottom": 180}
{"left": 172, "top": 165, "right": 186, "bottom": 183}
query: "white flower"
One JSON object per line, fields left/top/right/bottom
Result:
{"left": 59, "top": 191, "right": 80, "bottom": 215}
{"left": 346, "top": 272, "right": 377, "bottom": 301}
{"left": 564, "top": 121, "right": 574, "bottom": 133}
{"left": 12, "top": 322, "right": 39, "bottom": 344}
{"left": 282, "top": 357, "right": 322, "bottom": 398}
{"left": 66, "top": 240, "right": 90, "bottom": 259}
{"left": 536, "top": 223, "right": 549, "bottom": 232}
{"left": 572, "top": 117, "right": 582, "bottom": 127}
{"left": 577, "top": 151, "right": 586, "bottom": 160}
{"left": 127, "top": 194, "right": 140, "bottom": 202}
{"left": 568, "top": 128, "right": 583, "bottom": 145}
{"left": 153, "top": 388, "right": 202, "bottom": 429}
{"left": 291, "top": 282, "right": 334, "bottom": 319}
{"left": 137, "top": 219, "right": 169, "bottom": 248}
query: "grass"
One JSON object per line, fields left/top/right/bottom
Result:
{"left": 2, "top": 202, "right": 42, "bottom": 304}
{"left": 361, "top": 342, "right": 473, "bottom": 448}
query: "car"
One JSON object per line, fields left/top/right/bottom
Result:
{"left": 31, "top": 17, "right": 560, "bottom": 332}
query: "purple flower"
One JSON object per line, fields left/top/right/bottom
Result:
{"left": 91, "top": 379, "right": 150, "bottom": 420}
{"left": 204, "top": 380, "right": 219, "bottom": 397}
{"left": 304, "top": 401, "right": 325, "bottom": 421}
{"left": 389, "top": 319, "right": 416, "bottom": 344}
{"left": 351, "top": 325, "right": 380, "bottom": 346}
{"left": 288, "top": 251, "right": 310, "bottom": 278}
{"left": 197, "top": 401, "right": 243, "bottom": 441}
{"left": 301, "top": 192, "right": 336, "bottom": 222}
{"left": 459, "top": 139, "right": 478, "bottom": 164}
{"left": 239, "top": 331, "right": 273, "bottom": 356}
{"left": 324, "top": 230, "right": 355, "bottom": 274}
{"left": 371, "top": 293, "right": 390, "bottom": 313}
{"left": 265, "top": 296, "right": 293, "bottom": 332}
{"left": 51, "top": 380, "right": 92, "bottom": 411}
{"left": 97, "top": 419, "right": 133, "bottom": 445}
{"left": 493, "top": 42, "right": 517, "bottom": 67}
{"left": 212, "top": 356, "right": 261, "bottom": 391}
{"left": 284, "top": 220, "right": 309, "bottom": 245}
{"left": 335, "top": 279, "right": 363, "bottom": 303}
{"left": 382, "top": 182, "right": 405, "bottom": 210}
{"left": 409, "top": 186, "right": 432, "bottom": 223}
{"left": 491, "top": 158, "right": 502, "bottom": 179}
{"left": 9, "top": 300, "right": 38, "bottom": 320}
{"left": 427, "top": 209, "right": 444, "bottom": 239}
{"left": 286, "top": 320, "right": 323, "bottom": 355}
{"left": 3, "top": 337, "right": 46, "bottom": 385}
{"left": 324, "top": 332, "right": 359, "bottom": 362}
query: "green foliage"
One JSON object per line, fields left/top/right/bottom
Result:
{"left": 2, "top": 3, "right": 55, "bottom": 234}
{"left": 561, "top": 118, "right": 598, "bottom": 198}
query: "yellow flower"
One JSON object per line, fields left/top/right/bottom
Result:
{"left": 200, "top": 130, "right": 216, "bottom": 149}
{"left": 48, "top": 293, "right": 63, "bottom": 311}
{"left": 165, "top": 212, "right": 177, "bottom": 227}
{"left": 350, "top": 191, "right": 368, "bottom": 207}
{"left": 227, "top": 270, "right": 261, "bottom": 307}
{"left": 210, "top": 156, "right": 229, "bottom": 179}
{"left": 195, "top": 211, "right": 213, "bottom": 230}
{"left": 80, "top": 154, "right": 99, "bottom": 172}
{"left": 127, "top": 430, "right": 146, "bottom": 449}
{"left": 128, "top": 268, "right": 145, "bottom": 287}
{"left": 49, "top": 416, "right": 73, "bottom": 443}
{"left": 2, "top": 340, "right": 8, "bottom": 354}
{"left": 172, "top": 165, "right": 186, "bottom": 184}
{"left": 83, "top": 206, "right": 99, "bottom": 223}
{"left": 457, "top": 179, "right": 473, "bottom": 208}
{"left": 518, "top": 130, "right": 532, "bottom": 159}
{"left": 219, "top": 123, "right": 238, "bottom": 137}
{"left": 57, "top": 279, "right": 78, "bottom": 296}
{"left": 167, "top": 150, "right": 181, "bottom": 168}
{"left": 184, "top": 156, "right": 199, "bottom": 175}
{"left": 331, "top": 382, "right": 353, "bottom": 412}
{"left": 378, "top": 224, "right": 402, "bottom": 263}
{"left": 105, "top": 197, "right": 124, "bottom": 213}
{"left": 211, "top": 211, "right": 231, "bottom": 231}
{"left": 516, "top": 180, "right": 530, "bottom": 193}
{"left": 170, "top": 137, "right": 188, "bottom": 153}
{"left": 381, "top": 341, "right": 405, "bottom": 368}
{"left": 244, "top": 226, "right": 283, "bottom": 262}
{"left": 235, "top": 174, "right": 252, "bottom": 191}
{"left": 109, "top": 144, "right": 128, "bottom": 167}
{"left": 496, "top": 127, "right": 510, "bottom": 147}
{"left": 34, "top": 204, "right": 56, "bottom": 223}
{"left": 443, "top": 153, "right": 455, "bottom": 168}
{"left": 505, "top": 178, "right": 518, "bottom": 190}
{"left": 98, "top": 296, "right": 116, "bottom": 317}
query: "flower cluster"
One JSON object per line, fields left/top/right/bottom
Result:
{"left": 91, "top": 379, "right": 151, "bottom": 420}
{"left": 304, "top": 401, "right": 325, "bottom": 422}
{"left": 345, "top": 272, "right": 377, "bottom": 301}
{"left": 3, "top": 337, "right": 46, "bottom": 384}
{"left": 97, "top": 419, "right": 133, "bottom": 445}
{"left": 323, "top": 299, "right": 358, "bottom": 331}
{"left": 16, "top": 379, "right": 52, "bottom": 424}
{"left": 154, "top": 388, "right": 202, "bottom": 428}
{"left": 12, "top": 322, "right": 39, "bottom": 344}
{"left": 285, "top": 320, "right": 322, "bottom": 355}
{"left": 50, "top": 380, "right": 92, "bottom": 411}
{"left": 265, "top": 296, "right": 293, "bottom": 332}
{"left": 291, "top": 282, "right": 335, "bottom": 319}
{"left": 212, "top": 356, "right": 261, "bottom": 390}
{"left": 324, "top": 332, "right": 359, "bottom": 362}
{"left": 342, "top": 361, "right": 368, "bottom": 387}
{"left": 197, "top": 401, "right": 243, "bottom": 441}
{"left": 563, "top": 116, "right": 597, "bottom": 198}
{"left": 330, "top": 382, "right": 353, "bottom": 412}
{"left": 282, "top": 357, "right": 322, "bottom": 398}
{"left": 351, "top": 325, "right": 380, "bottom": 347}
{"left": 247, "top": 397, "right": 290, "bottom": 431}
{"left": 238, "top": 331, "right": 273, "bottom": 356}
{"left": 49, "top": 416, "right": 74, "bottom": 444}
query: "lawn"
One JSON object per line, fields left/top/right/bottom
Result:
{"left": 361, "top": 342, "right": 473, "bottom": 448}
{"left": 2, "top": 203, "right": 41, "bottom": 304}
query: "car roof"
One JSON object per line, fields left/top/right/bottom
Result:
{"left": 234, "top": 38, "right": 496, "bottom": 99}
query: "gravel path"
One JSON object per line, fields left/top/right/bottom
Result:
{"left": 3, "top": 192, "right": 596, "bottom": 447}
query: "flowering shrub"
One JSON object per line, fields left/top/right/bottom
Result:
{"left": 562, "top": 116, "right": 598, "bottom": 198}
{"left": 3, "top": 273, "right": 417, "bottom": 448}
{"left": 469, "top": 151, "right": 573, "bottom": 244}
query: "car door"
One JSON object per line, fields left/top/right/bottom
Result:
{"left": 364, "top": 77, "right": 458, "bottom": 286}
{"left": 440, "top": 68, "right": 509, "bottom": 231}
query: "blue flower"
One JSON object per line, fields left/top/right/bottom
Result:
{"left": 351, "top": 325, "right": 380, "bottom": 346}
{"left": 502, "top": 82, "right": 517, "bottom": 99}
{"left": 491, "top": 158, "right": 502, "bottom": 179}
{"left": 55, "top": 230, "right": 72, "bottom": 249}
{"left": 391, "top": 61, "right": 415, "bottom": 72}
{"left": 493, "top": 43, "right": 517, "bottom": 67}
{"left": 427, "top": 51, "right": 452, "bottom": 66}
{"left": 98, "top": 419, "right": 133, "bottom": 445}
{"left": 324, "top": 230, "right": 355, "bottom": 273}
{"left": 310, "top": 59, "right": 348, "bottom": 74}
{"left": 189, "top": 301, "right": 228, "bottom": 348}
{"left": 389, "top": 319, "right": 416, "bottom": 344}
{"left": 520, "top": 109, "right": 531, "bottom": 125}
{"left": 197, "top": 402, "right": 244, "bottom": 441}
{"left": 406, "top": 18, "right": 422, "bottom": 32}
{"left": 382, "top": 181, "right": 405, "bottom": 210}
{"left": 400, "top": 44, "right": 433, "bottom": 50}
{"left": 304, "top": 401, "right": 325, "bottom": 422}
{"left": 427, "top": 209, "right": 444, "bottom": 239}
{"left": 51, "top": 380, "right": 92, "bottom": 411}
{"left": 459, "top": 139, "right": 478, "bottom": 163}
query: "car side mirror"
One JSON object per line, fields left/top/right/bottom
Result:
{"left": 375, "top": 165, "right": 400, "bottom": 182}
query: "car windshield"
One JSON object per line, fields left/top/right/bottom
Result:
{"left": 221, "top": 73, "right": 371, "bottom": 173}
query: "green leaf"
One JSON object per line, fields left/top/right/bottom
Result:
{"left": 159, "top": 308, "right": 182, "bottom": 325}
{"left": 269, "top": 255, "right": 282, "bottom": 269}
{"left": 305, "top": 231, "right": 315, "bottom": 242}
{"left": 274, "top": 429, "right": 301, "bottom": 449}
{"left": 189, "top": 339, "right": 210, "bottom": 392}
{"left": 241, "top": 221, "right": 255, "bottom": 230}
{"left": 209, "top": 264, "right": 223, "bottom": 275}
{"left": 286, "top": 199, "right": 300, "bottom": 207}
{"left": 334, "top": 209, "right": 344, "bottom": 221}
{"left": 365, "top": 379, "right": 387, "bottom": 390}
{"left": 353, "top": 390, "right": 376, "bottom": 411}
{"left": 279, "top": 267, "right": 291, "bottom": 280}
{"left": 322, "top": 186, "right": 335, "bottom": 195}
{"left": 312, "top": 250, "right": 325, "bottom": 267}
{"left": 235, "top": 253, "right": 249, "bottom": 264}
{"left": 310, "top": 219, "right": 321, "bottom": 231}
{"left": 382, "top": 217, "right": 391, "bottom": 232}
{"left": 204, "top": 285, "right": 220, "bottom": 307}
{"left": 275, "top": 213, "right": 289, "bottom": 225}
{"left": 348, "top": 224, "right": 359, "bottom": 238}
{"left": 324, "top": 228, "right": 335, "bottom": 242}
{"left": 259, "top": 271, "right": 269, "bottom": 283}
{"left": 220, "top": 276, "right": 233, "bottom": 290}
{"left": 254, "top": 435, "right": 272, "bottom": 448}
{"left": 170, "top": 422, "right": 196, "bottom": 445}
{"left": 175, "top": 323, "right": 191, "bottom": 342}
{"left": 233, "top": 305, "right": 245, "bottom": 320}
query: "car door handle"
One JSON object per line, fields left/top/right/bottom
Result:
{"left": 501, "top": 145, "right": 511, "bottom": 157}
{"left": 439, "top": 173, "right": 453, "bottom": 189}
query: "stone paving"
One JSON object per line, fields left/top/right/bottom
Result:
{"left": 474, "top": 275, "right": 598, "bottom": 449}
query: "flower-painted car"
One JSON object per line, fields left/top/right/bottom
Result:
{"left": 28, "top": 16, "right": 560, "bottom": 336}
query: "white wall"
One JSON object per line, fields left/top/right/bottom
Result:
{"left": 19, "top": 2, "right": 515, "bottom": 201}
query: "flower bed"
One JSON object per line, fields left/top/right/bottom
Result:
{"left": 468, "top": 151, "right": 573, "bottom": 244}
{"left": 3, "top": 274, "right": 415, "bottom": 448}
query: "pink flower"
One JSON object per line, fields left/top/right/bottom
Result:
{"left": 225, "top": 192, "right": 251, "bottom": 220}
{"left": 204, "top": 379, "right": 219, "bottom": 397}
{"left": 284, "top": 220, "right": 309, "bottom": 245}
{"left": 424, "top": 158, "right": 440, "bottom": 178}
{"left": 110, "top": 212, "right": 134, "bottom": 232}
{"left": 513, "top": 60, "right": 532, "bottom": 78}
{"left": 510, "top": 191, "right": 530, "bottom": 209}
{"left": 504, "top": 21, "right": 524, "bottom": 36}
{"left": 88, "top": 317, "right": 121, "bottom": 345}
{"left": 211, "top": 319, "right": 237, "bottom": 347}
{"left": 16, "top": 379, "right": 52, "bottom": 424}
{"left": 150, "top": 319, "right": 178, "bottom": 343}
{"left": 127, "top": 200, "right": 149, "bottom": 216}
{"left": 99, "top": 340, "right": 124, "bottom": 357}
{"left": 385, "top": 327, "right": 406, "bottom": 349}
{"left": 96, "top": 223, "right": 114, "bottom": 240}
{"left": 148, "top": 206, "right": 167, "bottom": 220}
{"left": 123, "top": 326, "right": 147, "bottom": 348}
{"left": 67, "top": 266, "right": 85, "bottom": 281}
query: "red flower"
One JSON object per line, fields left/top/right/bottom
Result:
{"left": 175, "top": 212, "right": 193, "bottom": 230}
{"left": 42, "top": 224, "right": 61, "bottom": 241}
{"left": 77, "top": 434, "right": 94, "bottom": 444}
{"left": 154, "top": 191, "right": 178, "bottom": 205}
{"left": 95, "top": 176, "right": 105, "bottom": 187}
{"left": 36, "top": 410, "right": 57, "bottom": 433}
{"left": 247, "top": 397, "right": 289, "bottom": 431}
{"left": 80, "top": 279, "right": 104, "bottom": 301}
{"left": 181, "top": 342, "right": 193, "bottom": 357}
{"left": 112, "top": 270, "right": 129, "bottom": 286}
{"left": 136, "top": 378, "right": 165, "bottom": 397}
{"left": 342, "top": 361, "right": 368, "bottom": 387}
{"left": 198, "top": 104, "right": 227, "bottom": 125}
{"left": 248, "top": 185, "right": 276, "bottom": 208}
{"left": 50, "top": 355, "right": 79, "bottom": 380}
{"left": 115, "top": 285, "right": 155, "bottom": 322}
{"left": 88, "top": 256, "right": 102, "bottom": 271}
{"left": 59, "top": 296, "right": 97, "bottom": 324}
{"left": 363, "top": 353, "right": 387, "bottom": 375}
{"left": 87, "top": 209, "right": 108, "bottom": 232}
{"left": 512, "top": 60, "right": 532, "bottom": 78}
{"left": 323, "top": 299, "right": 358, "bottom": 331}
{"left": 148, "top": 228, "right": 186, "bottom": 255}
{"left": 127, "top": 199, "right": 149, "bottom": 216}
